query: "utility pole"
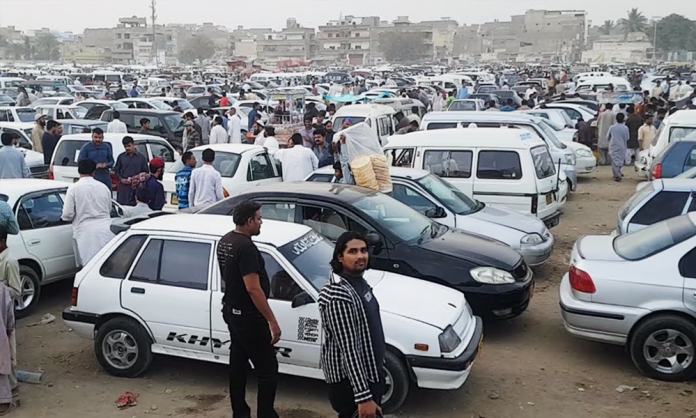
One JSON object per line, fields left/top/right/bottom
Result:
{"left": 150, "top": 0, "right": 158, "bottom": 65}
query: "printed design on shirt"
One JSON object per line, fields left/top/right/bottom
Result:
{"left": 364, "top": 290, "right": 373, "bottom": 303}
{"left": 297, "top": 317, "right": 319, "bottom": 343}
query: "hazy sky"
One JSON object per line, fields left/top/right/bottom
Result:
{"left": 0, "top": 0, "right": 692, "bottom": 32}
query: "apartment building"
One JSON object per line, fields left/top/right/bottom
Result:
{"left": 317, "top": 15, "right": 380, "bottom": 65}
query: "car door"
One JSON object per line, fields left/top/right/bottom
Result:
{"left": 628, "top": 191, "right": 691, "bottom": 233}
{"left": 681, "top": 246, "right": 696, "bottom": 315}
{"left": 15, "top": 190, "right": 76, "bottom": 279}
{"left": 246, "top": 152, "right": 282, "bottom": 189}
{"left": 120, "top": 236, "right": 213, "bottom": 352}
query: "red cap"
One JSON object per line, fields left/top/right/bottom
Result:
{"left": 150, "top": 157, "right": 165, "bottom": 169}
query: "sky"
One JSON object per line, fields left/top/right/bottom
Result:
{"left": 0, "top": 0, "right": 692, "bottom": 33}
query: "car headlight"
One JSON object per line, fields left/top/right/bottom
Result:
{"left": 470, "top": 267, "right": 516, "bottom": 284}
{"left": 438, "top": 325, "right": 462, "bottom": 353}
{"left": 521, "top": 233, "right": 544, "bottom": 245}
{"left": 565, "top": 153, "right": 576, "bottom": 165}
{"left": 575, "top": 149, "right": 592, "bottom": 158}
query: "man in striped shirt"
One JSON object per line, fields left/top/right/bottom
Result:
{"left": 319, "top": 232, "right": 385, "bottom": 418}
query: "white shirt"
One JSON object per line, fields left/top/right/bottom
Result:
{"left": 121, "top": 202, "right": 153, "bottom": 218}
{"left": 254, "top": 131, "right": 267, "bottom": 146}
{"left": 525, "top": 88, "right": 536, "bottom": 100}
{"left": 273, "top": 146, "right": 318, "bottom": 182}
{"left": 679, "top": 84, "right": 693, "bottom": 99}
{"left": 263, "top": 136, "right": 279, "bottom": 152}
{"left": 209, "top": 124, "right": 228, "bottom": 144}
{"left": 228, "top": 114, "right": 242, "bottom": 144}
{"left": 189, "top": 164, "right": 224, "bottom": 208}
{"left": 107, "top": 119, "right": 128, "bottom": 134}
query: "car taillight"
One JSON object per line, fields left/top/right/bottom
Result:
{"left": 652, "top": 163, "right": 662, "bottom": 179}
{"left": 49, "top": 164, "right": 54, "bottom": 180}
{"left": 569, "top": 265, "right": 596, "bottom": 294}
{"left": 71, "top": 287, "right": 79, "bottom": 306}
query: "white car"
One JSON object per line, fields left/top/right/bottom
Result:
{"left": 0, "top": 179, "right": 123, "bottom": 316}
{"left": 30, "top": 97, "right": 75, "bottom": 107}
{"left": 119, "top": 98, "right": 173, "bottom": 111}
{"left": 536, "top": 118, "right": 597, "bottom": 175}
{"left": 62, "top": 215, "right": 483, "bottom": 412}
{"left": 0, "top": 106, "right": 37, "bottom": 124}
{"left": 162, "top": 144, "right": 281, "bottom": 211}
{"left": 34, "top": 104, "right": 88, "bottom": 121}
{"left": 536, "top": 103, "right": 595, "bottom": 126}
{"left": 520, "top": 108, "right": 574, "bottom": 129}
{"left": 0, "top": 123, "right": 48, "bottom": 178}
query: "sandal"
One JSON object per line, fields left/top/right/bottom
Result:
{"left": 0, "top": 401, "right": 19, "bottom": 416}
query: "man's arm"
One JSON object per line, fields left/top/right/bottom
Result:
{"left": 242, "top": 272, "right": 278, "bottom": 326}
{"left": 106, "top": 143, "right": 115, "bottom": 169}
{"left": 21, "top": 154, "right": 30, "bottom": 178}
{"left": 113, "top": 155, "right": 123, "bottom": 180}
{"left": 310, "top": 150, "right": 319, "bottom": 171}
{"left": 188, "top": 171, "right": 196, "bottom": 207}
{"left": 78, "top": 143, "right": 90, "bottom": 162}
{"left": 0, "top": 202, "right": 19, "bottom": 235}
{"left": 4, "top": 260, "right": 21, "bottom": 300}
{"left": 215, "top": 173, "right": 224, "bottom": 201}
{"left": 61, "top": 186, "right": 76, "bottom": 222}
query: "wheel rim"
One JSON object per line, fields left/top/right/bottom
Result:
{"left": 14, "top": 274, "right": 36, "bottom": 311}
{"left": 102, "top": 330, "right": 139, "bottom": 370}
{"left": 643, "top": 328, "right": 694, "bottom": 375}
{"left": 381, "top": 366, "right": 394, "bottom": 405}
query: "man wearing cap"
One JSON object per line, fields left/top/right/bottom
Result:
{"left": 227, "top": 108, "right": 242, "bottom": 144}
{"left": 41, "top": 120, "right": 63, "bottom": 165}
{"left": 32, "top": 114, "right": 46, "bottom": 154}
{"left": 143, "top": 158, "right": 166, "bottom": 211}
{"left": 113, "top": 136, "right": 149, "bottom": 206}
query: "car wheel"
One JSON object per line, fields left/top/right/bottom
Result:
{"left": 381, "top": 351, "right": 410, "bottom": 414}
{"left": 15, "top": 265, "right": 41, "bottom": 319}
{"left": 629, "top": 314, "right": 696, "bottom": 381}
{"left": 95, "top": 317, "right": 153, "bottom": 378}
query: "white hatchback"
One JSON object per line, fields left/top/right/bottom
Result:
{"left": 63, "top": 215, "right": 483, "bottom": 413}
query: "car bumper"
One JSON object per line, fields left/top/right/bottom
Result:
{"left": 541, "top": 211, "right": 561, "bottom": 229}
{"left": 559, "top": 274, "right": 646, "bottom": 345}
{"left": 406, "top": 316, "right": 483, "bottom": 390}
{"left": 518, "top": 234, "right": 554, "bottom": 266}
{"left": 576, "top": 156, "right": 597, "bottom": 174}
{"left": 62, "top": 309, "right": 98, "bottom": 339}
{"left": 465, "top": 275, "right": 534, "bottom": 319}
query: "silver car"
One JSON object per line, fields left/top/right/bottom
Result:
{"left": 560, "top": 213, "right": 696, "bottom": 381}
{"left": 618, "top": 178, "right": 696, "bottom": 235}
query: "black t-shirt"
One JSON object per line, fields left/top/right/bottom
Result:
{"left": 345, "top": 274, "right": 386, "bottom": 368}
{"left": 217, "top": 231, "right": 270, "bottom": 312}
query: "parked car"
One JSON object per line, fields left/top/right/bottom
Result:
{"left": 469, "top": 94, "right": 501, "bottom": 106}
{"left": 535, "top": 103, "right": 596, "bottom": 126}
{"left": 0, "top": 106, "right": 36, "bottom": 123}
{"left": 491, "top": 90, "right": 523, "bottom": 107}
{"left": 188, "top": 95, "right": 220, "bottom": 110}
{"left": 448, "top": 99, "right": 486, "bottom": 112}
{"left": 119, "top": 98, "right": 174, "bottom": 111}
{"left": 74, "top": 100, "right": 129, "bottom": 120}
{"left": 63, "top": 214, "right": 483, "bottom": 412}
{"left": 100, "top": 109, "right": 184, "bottom": 147}
{"left": 30, "top": 97, "right": 75, "bottom": 107}
{"left": 0, "top": 179, "right": 123, "bottom": 316}
{"left": 560, "top": 213, "right": 696, "bottom": 381}
{"left": 641, "top": 110, "right": 696, "bottom": 176}
{"left": 162, "top": 144, "right": 281, "bottom": 211}
{"left": 306, "top": 166, "right": 554, "bottom": 266}
{"left": 520, "top": 108, "right": 574, "bottom": 128}
{"left": 647, "top": 139, "right": 696, "bottom": 181}
{"left": 34, "top": 104, "right": 88, "bottom": 120}
{"left": 55, "top": 119, "right": 109, "bottom": 135}
{"left": 200, "top": 182, "right": 534, "bottom": 319}
{"left": 535, "top": 118, "right": 597, "bottom": 175}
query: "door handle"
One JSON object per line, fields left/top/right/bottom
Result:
{"left": 131, "top": 287, "right": 145, "bottom": 294}
{"left": 28, "top": 239, "right": 41, "bottom": 245}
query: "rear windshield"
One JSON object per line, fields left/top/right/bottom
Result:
{"left": 531, "top": 146, "right": 556, "bottom": 179}
{"left": 670, "top": 127, "right": 696, "bottom": 143}
{"left": 614, "top": 214, "right": 696, "bottom": 260}
{"left": 53, "top": 140, "right": 88, "bottom": 167}
{"left": 619, "top": 181, "right": 655, "bottom": 221}
{"left": 449, "top": 101, "right": 478, "bottom": 111}
{"left": 16, "top": 108, "right": 36, "bottom": 123}
{"left": 425, "top": 122, "right": 458, "bottom": 130}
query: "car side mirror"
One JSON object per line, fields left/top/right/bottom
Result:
{"left": 366, "top": 232, "right": 381, "bottom": 246}
{"left": 425, "top": 206, "right": 447, "bottom": 219}
{"left": 291, "top": 291, "right": 315, "bottom": 309}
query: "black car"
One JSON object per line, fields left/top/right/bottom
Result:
{"left": 492, "top": 90, "right": 523, "bottom": 107}
{"left": 650, "top": 139, "right": 696, "bottom": 180}
{"left": 101, "top": 109, "right": 184, "bottom": 147}
{"left": 201, "top": 182, "right": 534, "bottom": 319}
{"left": 469, "top": 93, "right": 501, "bottom": 106}
{"left": 189, "top": 95, "right": 221, "bottom": 110}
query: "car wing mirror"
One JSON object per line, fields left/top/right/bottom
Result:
{"left": 366, "top": 232, "right": 381, "bottom": 246}
{"left": 291, "top": 291, "right": 315, "bottom": 309}
{"left": 425, "top": 206, "right": 447, "bottom": 219}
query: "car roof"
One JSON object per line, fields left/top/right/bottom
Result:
{"left": 188, "top": 143, "right": 262, "bottom": 154}
{"left": 659, "top": 178, "right": 696, "bottom": 191}
{"left": 423, "top": 110, "right": 542, "bottom": 123}
{"left": 0, "top": 122, "right": 33, "bottom": 129}
{"left": 0, "top": 179, "right": 68, "bottom": 201}
{"left": 386, "top": 127, "right": 545, "bottom": 149}
{"left": 131, "top": 215, "right": 311, "bottom": 247}
{"left": 312, "top": 165, "right": 430, "bottom": 180}
{"left": 334, "top": 104, "right": 395, "bottom": 118}
{"left": 664, "top": 110, "right": 696, "bottom": 126}
{"left": 107, "top": 108, "right": 178, "bottom": 115}
{"left": 0, "top": 106, "right": 32, "bottom": 111}
{"left": 57, "top": 133, "right": 172, "bottom": 144}
{"left": 55, "top": 119, "right": 108, "bottom": 126}
{"left": 230, "top": 181, "right": 378, "bottom": 204}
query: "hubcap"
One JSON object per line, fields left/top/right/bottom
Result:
{"left": 643, "top": 329, "right": 694, "bottom": 375}
{"left": 102, "top": 330, "right": 139, "bottom": 370}
{"left": 14, "top": 274, "right": 35, "bottom": 311}
{"left": 381, "top": 366, "right": 394, "bottom": 405}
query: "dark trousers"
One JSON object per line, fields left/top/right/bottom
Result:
{"left": 328, "top": 375, "right": 384, "bottom": 418}
{"left": 226, "top": 311, "right": 279, "bottom": 418}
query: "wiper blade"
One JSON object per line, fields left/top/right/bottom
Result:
{"left": 417, "top": 225, "right": 431, "bottom": 245}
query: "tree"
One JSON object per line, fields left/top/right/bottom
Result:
{"left": 600, "top": 20, "right": 615, "bottom": 35}
{"left": 649, "top": 14, "right": 696, "bottom": 54}
{"left": 378, "top": 32, "right": 431, "bottom": 63}
{"left": 33, "top": 33, "right": 60, "bottom": 60}
{"left": 6, "top": 43, "right": 24, "bottom": 60}
{"left": 23, "top": 36, "right": 32, "bottom": 60}
{"left": 178, "top": 34, "right": 216, "bottom": 64}
{"left": 618, "top": 8, "right": 648, "bottom": 39}
{"left": 0, "top": 35, "right": 7, "bottom": 48}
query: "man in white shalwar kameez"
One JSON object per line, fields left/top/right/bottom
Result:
{"left": 227, "top": 108, "right": 242, "bottom": 144}
{"left": 61, "top": 159, "right": 114, "bottom": 267}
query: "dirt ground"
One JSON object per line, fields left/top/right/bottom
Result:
{"left": 10, "top": 166, "right": 696, "bottom": 418}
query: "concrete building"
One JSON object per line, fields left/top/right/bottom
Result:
{"left": 231, "top": 26, "right": 270, "bottom": 59}
{"left": 62, "top": 42, "right": 109, "bottom": 64}
{"left": 197, "top": 22, "right": 232, "bottom": 58}
{"left": 371, "top": 16, "right": 435, "bottom": 63}
{"left": 255, "top": 18, "right": 316, "bottom": 63}
{"left": 83, "top": 28, "right": 114, "bottom": 49}
{"left": 112, "top": 16, "right": 148, "bottom": 64}
{"left": 420, "top": 18, "right": 458, "bottom": 60}
{"left": 317, "top": 15, "right": 380, "bottom": 65}
{"left": 581, "top": 32, "right": 651, "bottom": 63}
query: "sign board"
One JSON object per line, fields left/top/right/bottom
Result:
{"left": 596, "top": 92, "right": 643, "bottom": 104}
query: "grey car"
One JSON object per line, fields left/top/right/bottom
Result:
{"left": 618, "top": 179, "right": 696, "bottom": 235}
{"left": 560, "top": 213, "right": 696, "bottom": 381}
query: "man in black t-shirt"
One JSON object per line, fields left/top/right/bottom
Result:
{"left": 217, "top": 200, "right": 281, "bottom": 418}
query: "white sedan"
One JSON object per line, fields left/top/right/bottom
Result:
{"left": 63, "top": 215, "right": 483, "bottom": 412}
{"left": 537, "top": 118, "right": 596, "bottom": 174}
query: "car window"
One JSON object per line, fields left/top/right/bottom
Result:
{"left": 149, "top": 142, "right": 175, "bottom": 162}
{"left": 247, "top": 153, "right": 276, "bottom": 181}
{"left": 301, "top": 206, "right": 348, "bottom": 242}
{"left": 306, "top": 174, "right": 334, "bottom": 183}
{"left": 477, "top": 150, "right": 522, "bottom": 180}
{"left": 680, "top": 246, "right": 696, "bottom": 278}
{"left": 159, "top": 240, "right": 210, "bottom": 290}
{"left": 100, "top": 235, "right": 147, "bottom": 279}
{"left": 17, "top": 193, "right": 65, "bottom": 230}
{"left": 388, "top": 148, "right": 415, "bottom": 168}
{"left": 130, "top": 239, "right": 161, "bottom": 283}
{"left": 392, "top": 184, "right": 435, "bottom": 215}
{"left": 631, "top": 191, "right": 690, "bottom": 226}
{"left": 53, "top": 140, "right": 88, "bottom": 167}
{"left": 449, "top": 101, "right": 478, "bottom": 111}
{"left": 261, "top": 252, "right": 303, "bottom": 302}
{"left": 531, "top": 146, "right": 556, "bottom": 179}
{"left": 425, "top": 122, "right": 457, "bottom": 130}
{"left": 353, "top": 192, "right": 435, "bottom": 243}
{"left": 135, "top": 143, "right": 148, "bottom": 158}
{"left": 278, "top": 230, "right": 333, "bottom": 291}
{"left": 685, "top": 147, "right": 696, "bottom": 168}
{"left": 261, "top": 203, "right": 296, "bottom": 222}
{"left": 0, "top": 110, "right": 13, "bottom": 122}
{"left": 615, "top": 214, "right": 696, "bottom": 261}
{"left": 16, "top": 108, "right": 36, "bottom": 122}
{"left": 423, "top": 150, "right": 472, "bottom": 178}
{"left": 167, "top": 150, "right": 241, "bottom": 178}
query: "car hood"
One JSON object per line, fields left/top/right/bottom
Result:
{"left": 565, "top": 141, "right": 591, "bottom": 153}
{"left": 420, "top": 227, "right": 522, "bottom": 270}
{"left": 368, "top": 270, "right": 467, "bottom": 330}
{"left": 578, "top": 235, "right": 623, "bottom": 261}
{"left": 467, "top": 204, "right": 547, "bottom": 235}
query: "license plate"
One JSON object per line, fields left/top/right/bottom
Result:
{"left": 171, "top": 195, "right": 179, "bottom": 205}
{"left": 546, "top": 193, "right": 554, "bottom": 205}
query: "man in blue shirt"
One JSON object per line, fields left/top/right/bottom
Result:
{"left": 0, "top": 200, "right": 19, "bottom": 235}
{"left": 247, "top": 102, "right": 259, "bottom": 132}
{"left": 0, "top": 133, "right": 29, "bottom": 179}
{"left": 500, "top": 98, "right": 517, "bottom": 112}
{"left": 457, "top": 84, "right": 469, "bottom": 99}
{"left": 41, "top": 120, "right": 63, "bottom": 165}
{"left": 77, "top": 128, "right": 114, "bottom": 190}
{"left": 175, "top": 151, "right": 196, "bottom": 210}
{"left": 144, "top": 158, "right": 166, "bottom": 211}
{"left": 313, "top": 128, "right": 333, "bottom": 168}
{"left": 130, "top": 85, "right": 139, "bottom": 97}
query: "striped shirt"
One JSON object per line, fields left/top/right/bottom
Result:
{"left": 318, "top": 273, "right": 380, "bottom": 403}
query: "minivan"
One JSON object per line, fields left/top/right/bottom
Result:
{"left": 101, "top": 109, "right": 184, "bottom": 147}
{"left": 332, "top": 104, "right": 396, "bottom": 146}
{"left": 372, "top": 98, "right": 427, "bottom": 120}
{"left": 384, "top": 127, "right": 562, "bottom": 228}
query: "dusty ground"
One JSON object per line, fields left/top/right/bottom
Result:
{"left": 10, "top": 166, "right": 696, "bottom": 418}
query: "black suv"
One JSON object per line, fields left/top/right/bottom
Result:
{"left": 101, "top": 109, "right": 184, "bottom": 147}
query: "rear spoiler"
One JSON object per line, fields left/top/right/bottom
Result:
{"left": 110, "top": 211, "right": 173, "bottom": 235}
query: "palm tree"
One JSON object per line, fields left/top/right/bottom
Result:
{"left": 618, "top": 8, "right": 648, "bottom": 39}
{"left": 600, "top": 20, "right": 615, "bottom": 35}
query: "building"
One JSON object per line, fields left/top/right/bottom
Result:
{"left": 255, "top": 18, "right": 316, "bottom": 63}
{"left": 371, "top": 16, "right": 435, "bottom": 63}
{"left": 112, "top": 16, "right": 148, "bottom": 65}
{"left": 420, "top": 18, "right": 458, "bottom": 60}
{"left": 317, "top": 15, "right": 380, "bottom": 65}
{"left": 231, "top": 26, "right": 271, "bottom": 59}
{"left": 62, "top": 42, "right": 108, "bottom": 65}
{"left": 581, "top": 32, "right": 652, "bottom": 63}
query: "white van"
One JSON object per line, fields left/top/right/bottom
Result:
{"left": 428, "top": 74, "right": 474, "bottom": 93}
{"left": 0, "top": 77, "right": 26, "bottom": 89}
{"left": 639, "top": 110, "right": 696, "bottom": 175}
{"left": 573, "top": 77, "right": 631, "bottom": 93}
{"left": 332, "top": 103, "right": 396, "bottom": 146}
{"left": 249, "top": 73, "right": 277, "bottom": 83}
{"left": 572, "top": 72, "right": 612, "bottom": 83}
{"left": 372, "top": 97, "right": 427, "bottom": 120}
{"left": 384, "top": 128, "right": 562, "bottom": 228}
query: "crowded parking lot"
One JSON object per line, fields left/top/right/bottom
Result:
{"left": 8, "top": 166, "right": 694, "bottom": 418}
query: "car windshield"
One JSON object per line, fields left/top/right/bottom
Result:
{"left": 334, "top": 117, "right": 366, "bottom": 131}
{"left": 278, "top": 230, "right": 333, "bottom": 291}
{"left": 149, "top": 100, "right": 173, "bottom": 110}
{"left": 71, "top": 107, "right": 87, "bottom": 119}
{"left": 541, "top": 118, "right": 565, "bottom": 131}
{"left": 416, "top": 174, "right": 479, "bottom": 215}
{"left": 16, "top": 108, "right": 36, "bottom": 122}
{"left": 353, "top": 192, "right": 437, "bottom": 243}
{"left": 163, "top": 114, "right": 184, "bottom": 133}
{"left": 534, "top": 119, "right": 567, "bottom": 149}
{"left": 531, "top": 145, "right": 556, "bottom": 179}
{"left": 111, "top": 102, "right": 128, "bottom": 110}
{"left": 0, "top": 95, "right": 12, "bottom": 102}
{"left": 168, "top": 150, "right": 240, "bottom": 177}
{"left": 614, "top": 214, "right": 696, "bottom": 261}
{"left": 449, "top": 101, "right": 478, "bottom": 111}
{"left": 0, "top": 194, "right": 7, "bottom": 202}
{"left": 619, "top": 181, "right": 655, "bottom": 221}
{"left": 175, "top": 100, "right": 194, "bottom": 110}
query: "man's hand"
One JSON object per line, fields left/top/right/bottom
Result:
{"left": 97, "top": 163, "right": 107, "bottom": 169}
{"left": 120, "top": 178, "right": 131, "bottom": 185}
{"left": 358, "top": 400, "right": 381, "bottom": 418}
{"left": 270, "top": 321, "right": 281, "bottom": 345}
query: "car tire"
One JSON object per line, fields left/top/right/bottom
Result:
{"left": 95, "top": 317, "right": 153, "bottom": 378}
{"left": 381, "top": 351, "right": 410, "bottom": 414}
{"left": 15, "top": 265, "right": 41, "bottom": 319}
{"left": 629, "top": 314, "right": 696, "bottom": 382}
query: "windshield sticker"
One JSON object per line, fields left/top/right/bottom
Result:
{"left": 291, "top": 231, "right": 324, "bottom": 256}
{"left": 520, "top": 132, "right": 533, "bottom": 141}
{"left": 297, "top": 317, "right": 320, "bottom": 342}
